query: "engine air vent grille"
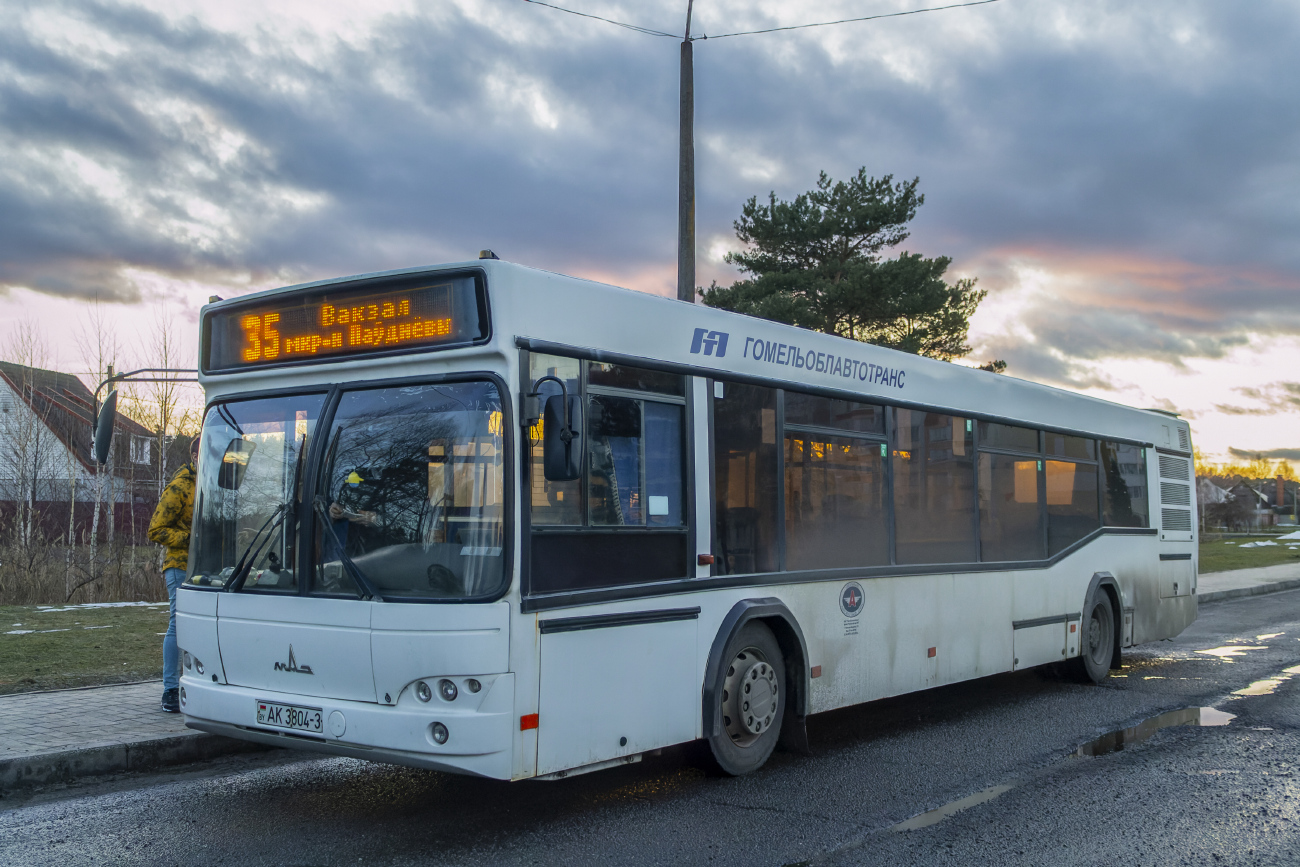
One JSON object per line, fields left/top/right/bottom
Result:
{"left": 1162, "top": 508, "right": 1192, "bottom": 532}
{"left": 1161, "top": 482, "right": 1191, "bottom": 506}
{"left": 1159, "top": 455, "right": 1190, "bottom": 481}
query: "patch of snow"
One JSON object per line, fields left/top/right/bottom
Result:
{"left": 36, "top": 602, "right": 168, "bottom": 612}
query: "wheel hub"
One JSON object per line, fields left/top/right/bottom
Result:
{"left": 721, "top": 648, "right": 778, "bottom": 746}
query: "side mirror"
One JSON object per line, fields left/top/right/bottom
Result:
{"left": 543, "top": 394, "right": 582, "bottom": 481}
{"left": 218, "top": 438, "right": 258, "bottom": 489}
{"left": 93, "top": 389, "right": 118, "bottom": 465}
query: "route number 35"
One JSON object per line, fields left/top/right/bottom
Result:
{"left": 241, "top": 314, "right": 281, "bottom": 362}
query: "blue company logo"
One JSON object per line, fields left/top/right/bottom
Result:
{"left": 839, "top": 582, "right": 865, "bottom": 618}
{"left": 690, "top": 328, "right": 729, "bottom": 358}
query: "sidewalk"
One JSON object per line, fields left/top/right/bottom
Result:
{"left": 1197, "top": 562, "right": 1300, "bottom": 603}
{"left": 4, "top": 565, "right": 1300, "bottom": 792}
{"left": 0, "top": 681, "right": 271, "bottom": 790}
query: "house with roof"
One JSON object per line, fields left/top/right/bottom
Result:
{"left": 1226, "top": 481, "right": 1276, "bottom": 530}
{"left": 0, "top": 362, "right": 164, "bottom": 542}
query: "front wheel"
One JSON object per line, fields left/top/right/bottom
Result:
{"left": 1070, "top": 592, "right": 1115, "bottom": 684}
{"left": 708, "top": 622, "right": 785, "bottom": 776}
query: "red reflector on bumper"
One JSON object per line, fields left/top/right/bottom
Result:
{"left": 520, "top": 713, "right": 539, "bottom": 731}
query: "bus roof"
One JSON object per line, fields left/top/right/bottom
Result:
{"left": 201, "top": 259, "right": 1188, "bottom": 450}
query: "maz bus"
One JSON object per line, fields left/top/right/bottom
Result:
{"left": 174, "top": 257, "right": 1198, "bottom": 780}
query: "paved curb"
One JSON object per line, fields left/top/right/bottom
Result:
{"left": 0, "top": 731, "right": 275, "bottom": 791}
{"left": 1198, "top": 578, "right": 1300, "bottom": 605}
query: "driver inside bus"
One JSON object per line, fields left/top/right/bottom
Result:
{"left": 328, "top": 469, "right": 380, "bottom": 553}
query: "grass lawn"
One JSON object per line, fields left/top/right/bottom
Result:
{"left": 1199, "top": 537, "right": 1300, "bottom": 574}
{"left": 0, "top": 602, "right": 170, "bottom": 695}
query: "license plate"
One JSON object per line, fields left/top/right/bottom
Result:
{"left": 256, "top": 700, "right": 323, "bottom": 733}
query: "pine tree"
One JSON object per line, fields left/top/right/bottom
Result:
{"left": 700, "top": 169, "right": 987, "bottom": 362}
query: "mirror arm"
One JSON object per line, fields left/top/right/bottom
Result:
{"left": 526, "top": 375, "right": 575, "bottom": 441}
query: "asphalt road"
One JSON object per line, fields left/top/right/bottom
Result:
{"left": 4, "top": 591, "right": 1300, "bottom": 866}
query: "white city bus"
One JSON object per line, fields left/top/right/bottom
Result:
{"left": 175, "top": 257, "right": 1198, "bottom": 780}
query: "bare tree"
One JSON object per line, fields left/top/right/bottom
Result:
{"left": 78, "top": 297, "right": 122, "bottom": 581}
{"left": 0, "top": 323, "right": 53, "bottom": 541}
{"left": 0, "top": 321, "right": 66, "bottom": 591}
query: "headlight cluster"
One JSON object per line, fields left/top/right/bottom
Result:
{"left": 413, "top": 677, "right": 482, "bottom": 703}
{"left": 410, "top": 677, "right": 487, "bottom": 748}
{"left": 182, "top": 651, "right": 205, "bottom": 675}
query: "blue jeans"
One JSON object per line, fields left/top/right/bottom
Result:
{"left": 163, "top": 567, "right": 186, "bottom": 691}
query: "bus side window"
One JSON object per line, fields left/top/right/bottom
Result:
{"left": 528, "top": 357, "right": 690, "bottom": 594}
{"left": 1101, "top": 441, "right": 1149, "bottom": 528}
{"left": 712, "top": 383, "right": 779, "bottom": 575}
{"left": 978, "top": 453, "right": 1045, "bottom": 562}
{"left": 529, "top": 354, "right": 582, "bottom": 526}
{"left": 1046, "top": 458, "right": 1100, "bottom": 554}
{"left": 891, "top": 408, "right": 977, "bottom": 565}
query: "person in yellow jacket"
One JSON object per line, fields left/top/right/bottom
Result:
{"left": 147, "top": 437, "right": 200, "bottom": 713}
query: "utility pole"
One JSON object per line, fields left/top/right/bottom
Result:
{"left": 677, "top": 1, "right": 696, "bottom": 302}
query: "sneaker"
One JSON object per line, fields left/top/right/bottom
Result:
{"left": 161, "top": 688, "right": 180, "bottom": 713}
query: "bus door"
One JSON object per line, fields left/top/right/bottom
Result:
{"left": 527, "top": 361, "right": 700, "bottom": 774}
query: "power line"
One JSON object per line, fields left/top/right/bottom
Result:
{"left": 699, "top": 0, "right": 1006, "bottom": 40}
{"left": 520, "top": 0, "right": 677, "bottom": 38}
{"left": 519, "top": 0, "right": 1007, "bottom": 41}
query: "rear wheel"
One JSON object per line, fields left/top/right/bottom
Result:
{"left": 708, "top": 622, "right": 785, "bottom": 776}
{"left": 1071, "top": 592, "right": 1115, "bottom": 684}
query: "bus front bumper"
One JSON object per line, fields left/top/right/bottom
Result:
{"left": 178, "top": 673, "right": 516, "bottom": 780}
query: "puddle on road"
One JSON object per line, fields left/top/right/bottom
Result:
{"left": 890, "top": 650, "right": 1300, "bottom": 834}
{"left": 1257, "top": 633, "right": 1285, "bottom": 640}
{"left": 891, "top": 783, "right": 1018, "bottom": 832}
{"left": 1076, "top": 707, "right": 1236, "bottom": 757}
{"left": 1232, "top": 664, "right": 1300, "bottom": 697}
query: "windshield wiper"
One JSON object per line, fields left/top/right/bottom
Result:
{"left": 226, "top": 503, "right": 289, "bottom": 592}
{"left": 312, "top": 495, "right": 385, "bottom": 602}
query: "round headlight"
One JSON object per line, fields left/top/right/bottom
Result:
{"left": 183, "top": 652, "right": 192, "bottom": 670}
{"left": 431, "top": 722, "right": 449, "bottom": 745}
{"left": 466, "top": 678, "right": 482, "bottom": 694}
{"left": 416, "top": 681, "right": 432, "bottom": 702}
{"left": 179, "top": 686, "right": 186, "bottom": 706}
{"left": 438, "top": 679, "right": 458, "bottom": 702}
{"left": 194, "top": 659, "right": 205, "bottom": 675}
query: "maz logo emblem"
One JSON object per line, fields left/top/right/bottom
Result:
{"left": 274, "top": 645, "right": 314, "bottom": 675}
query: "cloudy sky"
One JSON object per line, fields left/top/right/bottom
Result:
{"left": 2, "top": 0, "right": 1298, "bottom": 464}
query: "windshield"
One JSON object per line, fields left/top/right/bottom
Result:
{"left": 314, "top": 381, "right": 506, "bottom": 600}
{"left": 189, "top": 393, "right": 324, "bottom": 590}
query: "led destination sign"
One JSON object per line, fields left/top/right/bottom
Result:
{"left": 204, "top": 274, "right": 488, "bottom": 372}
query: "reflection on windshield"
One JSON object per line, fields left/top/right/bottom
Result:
{"left": 315, "top": 381, "right": 505, "bottom": 600}
{"left": 189, "top": 394, "right": 323, "bottom": 590}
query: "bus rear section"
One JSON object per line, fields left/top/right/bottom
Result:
{"left": 177, "top": 378, "right": 521, "bottom": 779}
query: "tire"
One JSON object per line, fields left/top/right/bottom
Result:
{"left": 1071, "top": 591, "right": 1115, "bottom": 684}
{"left": 708, "top": 622, "right": 785, "bottom": 776}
